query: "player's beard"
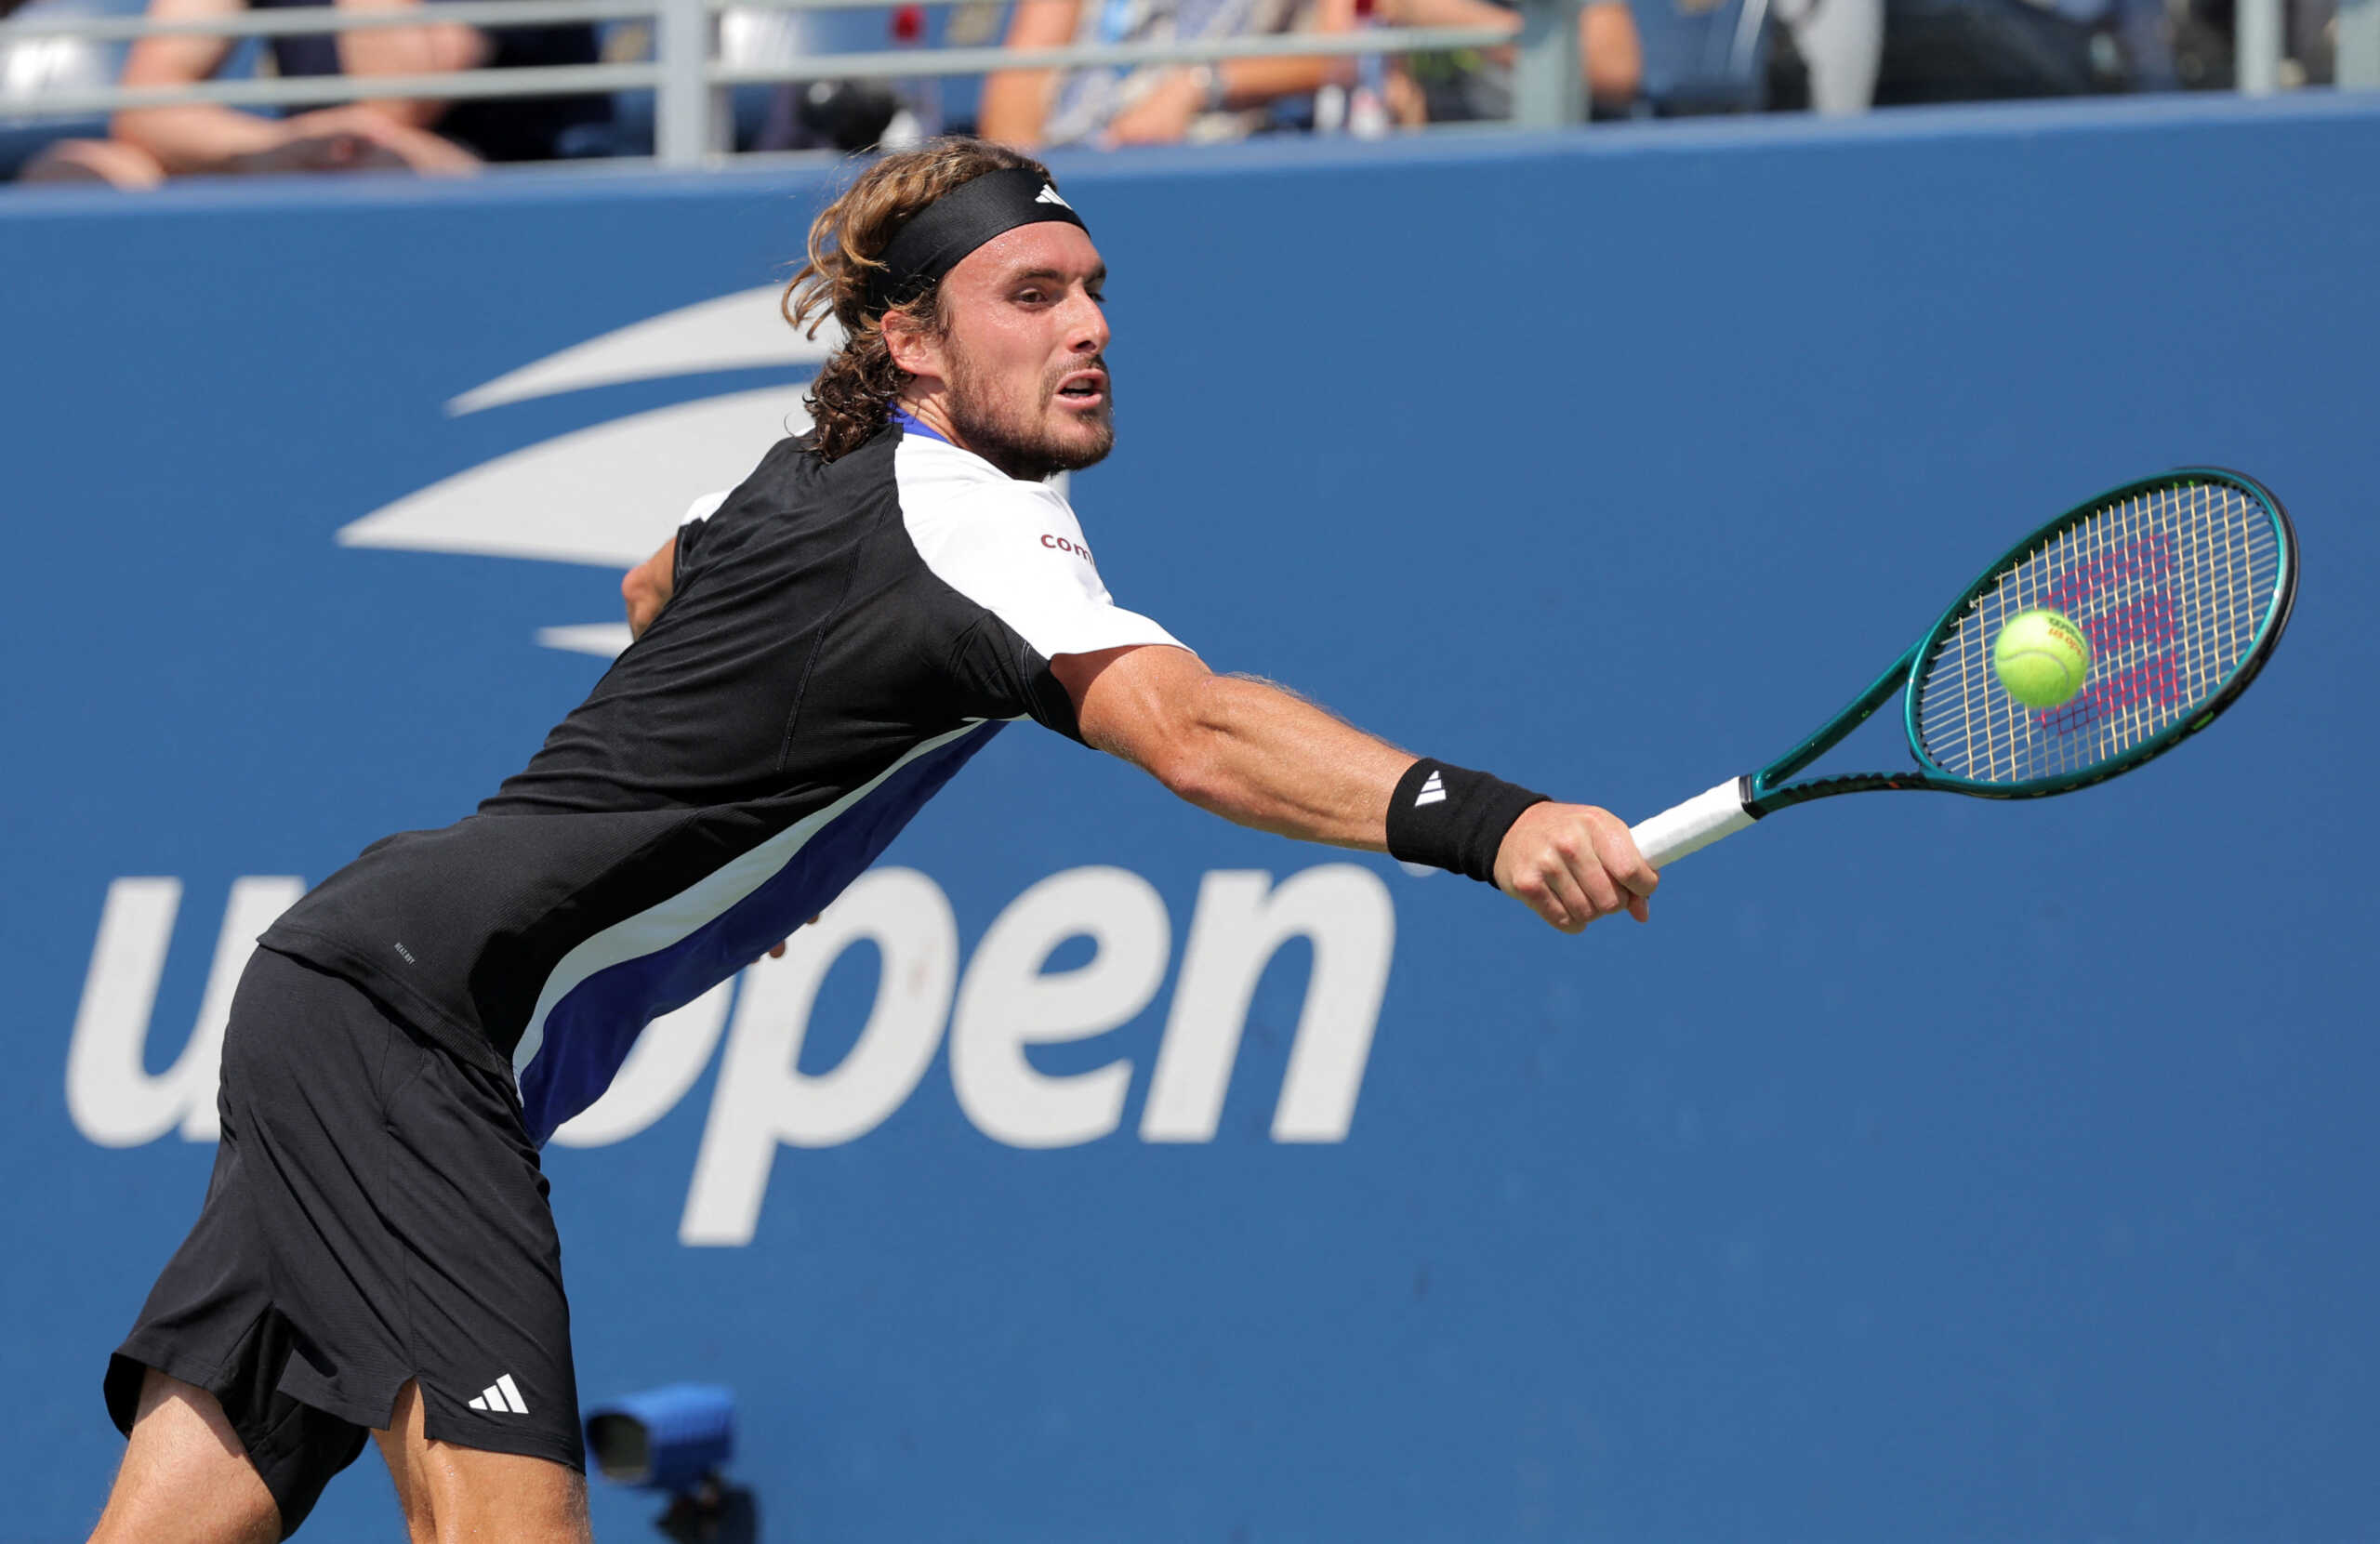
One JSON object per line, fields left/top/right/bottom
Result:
{"left": 943, "top": 339, "right": 1115, "bottom": 482}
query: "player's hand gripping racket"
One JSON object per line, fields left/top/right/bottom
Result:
{"left": 1629, "top": 468, "right": 2298, "bottom": 868}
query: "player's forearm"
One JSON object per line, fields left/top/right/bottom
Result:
{"left": 1146, "top": 675, "right": 1413, "bottom": 848}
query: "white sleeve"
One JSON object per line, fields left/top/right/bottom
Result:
{"left": 910, "top": 482, "right": 1185, "bottom": 661}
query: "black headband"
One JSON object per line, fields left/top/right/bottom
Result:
{"left": 866, "top": 167, "right": 1089, "bottom": 314}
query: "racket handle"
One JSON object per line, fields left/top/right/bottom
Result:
{"left": 1628, "top": 777, "right": 1757, "bottom": 869}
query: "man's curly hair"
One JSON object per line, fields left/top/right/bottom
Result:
{"left": 784, "top": 138, "right": 1057, "bottom": 462}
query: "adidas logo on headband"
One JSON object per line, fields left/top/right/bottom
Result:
{"left": 1035, "top": 185, "right": 1073, "bottom": 210}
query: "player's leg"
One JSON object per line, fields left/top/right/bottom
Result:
{"left": 222, "top": 948, "right": 591, "bottom": 1529}
{"left": 99, "top": 951, "right": 588, "bottom": 1540}
{"left": 268, "top": 957, "right": 591, "bottom": 1544}
{"left": 374, "top": 1379, "right": 591, "bottom": 1544}
{"left": 376, "top": 1383, "right": 438, "bottom": 1544}
{"left": 100, "top": 948, "right": 584, "bottom": 1541}
{"left": 96, "top": 950, "right": 379, "bottom": 1542}
{"left": 87, "top": 1370, "right": 278, "bottom": 1544}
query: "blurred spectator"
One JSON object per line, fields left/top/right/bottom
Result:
{"left": 2170, "top": 0, "right": 2332, "bottom": 84}
{"left": 1871, "top": 0, "right": 2175, "bottom": 99}
{"left": 1388, "top": 0, "right": 1641, "bottom": 121}
{"left": 2085, "top": 0, "right": 2181, "bottom": 87}
{"left": 5, "top": 0, "right": 150, "bottom": 181}
{"left": 1773, "top": 0, "right": 1882, "bottom": 112}
{"left": 601, "top": 1, "right": 962, "bottom": 156}
{"left": 1870, "top": 0, "right": 2094, "bottom": 99}
{"left": 756, "top": 76, "right": 905, "bottom": 151}
{"left": 22, "top": 0, "right": 609, "bottom": 186}
{"left": 744, "top": 4, "right": 908, "bottom": 153}
{"left": 981, "top": 0, "right": 1365, "bottom": 147}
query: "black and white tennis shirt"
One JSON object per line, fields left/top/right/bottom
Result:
{"left": 262, "top": 415, "right": 1182, "bottom": 1144}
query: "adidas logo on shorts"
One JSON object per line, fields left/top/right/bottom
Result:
{"left": 466, "top": 1374, "right": 530, "bottom": 1415}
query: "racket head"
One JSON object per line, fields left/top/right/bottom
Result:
{"left": 1901, "top": 468, "right": 2296, "bottom": 798}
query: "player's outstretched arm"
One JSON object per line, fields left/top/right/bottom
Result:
{"left": 1054, "top": 645, "right": 1656, "bottom": 931}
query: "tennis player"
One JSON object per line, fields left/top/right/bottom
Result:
{"left": 87, "top": 138, "right": 1657, "bottom": 1543}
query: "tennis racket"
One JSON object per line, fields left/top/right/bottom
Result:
{"left": 1628, "top": 468, "right": 2298, "bottom": 869}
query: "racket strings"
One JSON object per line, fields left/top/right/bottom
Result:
{"left": 1915, "top": 480, "right": 2280, "bottom": 785}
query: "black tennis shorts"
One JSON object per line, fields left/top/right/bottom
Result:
{"left": 105, "top": 947, "right": 584, "bottom": 1536}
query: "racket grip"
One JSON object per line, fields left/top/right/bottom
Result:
{"left": 1628, "top": 777, "right": 1757, "bottom": 869}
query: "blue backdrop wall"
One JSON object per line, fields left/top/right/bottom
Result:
{"left": 3, "top": 97, "right": 2376, "bottom": 1542}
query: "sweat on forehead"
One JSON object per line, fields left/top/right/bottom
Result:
{"left": 946, "top": 224, "right": 1104, "bottom": 287}
{"left": 868, "top": 168, "right": 1089, "bottom": 313}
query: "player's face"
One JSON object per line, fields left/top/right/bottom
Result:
{"left": 932, "top": 223, "right": 1112, "bottom": 481}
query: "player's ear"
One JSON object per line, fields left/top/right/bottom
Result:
{"left": 879, "top": 306, "right": 943, "bottom": 383}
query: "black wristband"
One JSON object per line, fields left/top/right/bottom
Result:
{"left": 1384, "top": 759, "right": 1549, "bottom": 883}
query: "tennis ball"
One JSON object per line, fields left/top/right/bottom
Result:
{"left": 1993, "top": 608, "right": 2093, "bottom": 709}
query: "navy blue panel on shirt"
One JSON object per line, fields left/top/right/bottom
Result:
{"left": 514, "top": 721, "right": 999, "bottom": 1143}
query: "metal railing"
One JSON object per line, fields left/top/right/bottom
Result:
{"left": 0, "top": 0, "right": 1545, "bottom": 165}
{"left": 5, "top": 0, "right": 2365, "bottom": 169}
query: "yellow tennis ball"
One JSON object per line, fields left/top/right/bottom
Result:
{"left": 1993, "top": 608, "right": 2093, "bottom": 709}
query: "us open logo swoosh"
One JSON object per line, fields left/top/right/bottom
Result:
{"left": 335, "top": 287, "right": 842, "bottom": 659}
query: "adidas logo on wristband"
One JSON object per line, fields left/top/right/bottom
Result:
{"left": 1386, "top": 760, "right": 1547, "bottom": 883}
